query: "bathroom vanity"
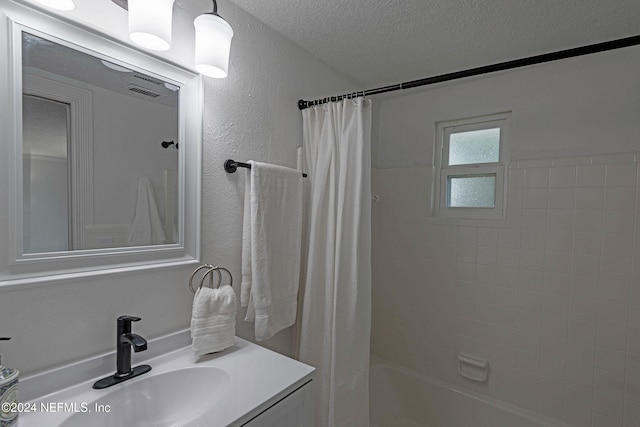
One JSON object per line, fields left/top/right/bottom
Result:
{"left": 18, "top": 332, "right": 314, "bottom": 427}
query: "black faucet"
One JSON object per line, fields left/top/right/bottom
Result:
{"left": 93, "top": 315, "right": 152, "bottom": 389}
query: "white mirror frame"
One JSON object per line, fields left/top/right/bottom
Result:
{"left": 0, "top": 1, "right": 202, "bottom": 287}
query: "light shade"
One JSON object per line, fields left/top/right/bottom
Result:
{"left": 128, "top": 0, "right": 175, "bottom": 51}
{"left": 35, "top": 0, "right": 75, "bottom": 11}
{"left": 194, "top": 14, "right": 233, "bottom": 78}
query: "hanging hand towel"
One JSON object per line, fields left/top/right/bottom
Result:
{"left": 241, "top": 172, "right": 253, "bottom": 309}
{"left": 128, "top": 177, "right": 167, "bottom": 245}
{"left": 241, "top": 161, "right": 303, "bottom": 341}
{"left": 191, "top": 285, "right": 237, "bottom": 356}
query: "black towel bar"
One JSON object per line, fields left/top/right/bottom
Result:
{"left": 224, "top": 159, "right": 307, "bottom": 177}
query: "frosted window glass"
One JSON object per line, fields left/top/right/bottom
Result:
{"left": 448, "top": 128, "right": 500, "bottom": 166}
{"left": 448, "top": 175, "right": 496, "bottom": 208}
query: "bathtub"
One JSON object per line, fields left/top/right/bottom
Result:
{"left": 369, "top": 357, "right": 572, "bottom": 427}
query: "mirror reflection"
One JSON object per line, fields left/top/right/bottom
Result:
{"left": 21, "top": 32, "right": 179, "bottom": 254}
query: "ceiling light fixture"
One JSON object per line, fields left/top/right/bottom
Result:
{"left": 108, "top": 0, "right": 233, "bottom": 78}
{"left": 35, "top": 0, "right": 76, "bottom": 11}
{"left": 194, "top": 0, "right": 234, "bottom": 78}
{"left": 127, "top": 0, "right": 175, "bottom": 51}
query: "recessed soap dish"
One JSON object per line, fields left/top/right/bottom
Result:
{"left": 457, "top": 353, "right": 489, "bottom": 382}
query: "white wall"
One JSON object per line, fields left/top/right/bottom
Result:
{"left": 0, "top": 0, "right": 353, "bottom": 375}
{"left": 372, "top": 46, "right": 640, "bottom": 426}
{"left": 375, "top": 45, "right": 640, "bottom": 168}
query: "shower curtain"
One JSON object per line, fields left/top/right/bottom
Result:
{"left": 299, "top": 98, "right": 372, "bottom": 427}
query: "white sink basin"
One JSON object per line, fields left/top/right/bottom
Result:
{"left": 20, "top": 335, "right": 314, "bottom": 427}
{"left": 60, "top": 367, "right": 230, "bottom": 427}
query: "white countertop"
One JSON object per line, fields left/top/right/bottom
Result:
{"left": 17, "top": 333, "right": 314, "bottom": 427}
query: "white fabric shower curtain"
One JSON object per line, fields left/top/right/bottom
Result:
{"left": 299, "top": 98, "right": 372, "bottom": 427}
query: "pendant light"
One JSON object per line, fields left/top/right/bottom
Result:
{"left": 194, "top": 0, "right": 234, "bottom": 78}
{"left": 35, "top": 0, "right": 75, "bottom": 11}
{"left": 128, "top": 0, "right": 175, "bottom": 51}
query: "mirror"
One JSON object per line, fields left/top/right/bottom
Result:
{"left": 22, "top": 32, "right": 179, "bottom": 253}
{"left": 0, "top": 2, "right": 202, "bottom": 284}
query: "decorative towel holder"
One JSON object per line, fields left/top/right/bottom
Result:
{"left": 189, "top": 264, "right": 233, "bottom": 293}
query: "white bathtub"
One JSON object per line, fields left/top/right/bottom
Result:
{"left": 369, "top": 358, "right": 572, "bottom": 427}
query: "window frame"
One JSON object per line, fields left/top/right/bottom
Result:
{"left": 434, "top": 112, "right": 510, "bottom": 219}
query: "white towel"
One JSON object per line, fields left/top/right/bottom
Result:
{"left": 191, "top": 285, "right": 237, "bottom": 356}
{"left": 240, "top": 161, "right": 303, "bottom": 342}
{"left": 128, "top": 177, "right": 167, "bottom": 245}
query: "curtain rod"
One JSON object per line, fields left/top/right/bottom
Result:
{"left": 298, "top": 34, "right": 640, "bottom": 110}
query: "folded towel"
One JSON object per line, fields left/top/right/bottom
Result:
{"left": 191, "top": 285, "right": 237, "bottom": 356}
{"left": 241, "top": 161, "right": 303, "bottom": 342}
{"left": 128, "top": 177, "right": 167, "bottom": 246}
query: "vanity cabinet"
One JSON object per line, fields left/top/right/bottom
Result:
{"left": 241, "top": 381, "right": 313, "bottom": 427}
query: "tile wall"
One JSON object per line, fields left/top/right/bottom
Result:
{"left": 371, "top": 152, "right": 640, "bottom": 427}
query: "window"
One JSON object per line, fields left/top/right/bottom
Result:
{"left": 434, "top": 113, "right": 510, "bottom": 219}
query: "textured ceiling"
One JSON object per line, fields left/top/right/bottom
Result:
{"left": 226, "top": 0, "right": 640, "bottom": 88}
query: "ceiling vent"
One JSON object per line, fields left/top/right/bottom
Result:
{"left": 126, "top": 85, "right": 161, "bottom": 98}
{"left": 132, "top": 73, "right": 164, "bottom": 86}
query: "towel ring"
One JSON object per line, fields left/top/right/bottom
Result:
{"left": 189, "top": 264, "right": 221, "bottom": 293}
{"left": 200, "top": 266, "right": 233, "bottom": 290}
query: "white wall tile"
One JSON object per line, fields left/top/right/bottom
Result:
{"left": 606, "top": 164, "right": 638, "bottom": 187}
{"left": 522, "top": 209, "right": 548, "bottom": 229}
{"left": 593, "top": 412, "right": 623, "bottom": 427}
{"left": 498, "top": 228, "right": 521, "bottom": 248}
{"left": 543, "top": 273, "right": 571, "bottom": 296}
{"left": 574, "top": 232, "right": 603, "bottom": 255}
{"left": 576, "top": 187, "right": 605, "bottom": 210}
{"left": 564, "top": 404, "right": 593, "bottom": 426}
{"left": 570, "top": 298, "right": 598, "bottom": 323}
{"left": 602, "top": 233, "right": 634, "bottom": 257}
{"left": 603, "top": 210, "right": 635, "bottom": 234}
{"left": 541, "top": 314, "right": 568, "bottom": 339}
{"left": 575, "top": 210, "right": 604, "bottom": 232}
{"left": 571, "top": 276, "right": 600, "bottom": 300}
{"left": 566, "top": 384, "right": 594, "bottom": 410}
{"left": 566, "top": 362, "right": 595, "bottom": 388}
{"left": 573, "top": 254, "right": 602, "bottom": 278}
{"left": 521, "top": 229, "right": 547, "bottom": 250}
{"left": 372, "top": 152, "right": 640, "bottom": 426}
{"left": 524, "top": 168, "right": 550, "bottom": 188}
{"left": 595, "top": 368, "right": 626, "bottom": 397}
{"left": 569, "top": 319, "right": 597, "bottom": 345}
{"left": 548, "top": 188, "right": 576, "bottom": 210}
{"left": 543, "top": 293, "right": 570, "bottom": 317}
{"left": 577, "top": 164, "right": 606, "bottom": 188}
{"left": 625, "top": 375, "right": 640, "bottom": 402}
{"left": 624, "top": 397, "right": 640, "bottom": 425}
{"left": 547, "top": 209, "right": 575, "bottom": 231}
{"left": 457, "top": 226, "right": 477, "bottom": 245}
{"left": 596, "top": 324, "right": 628, "bottom": 351}
{"left": 605, "top": 187, "right": 637, "bottom": 210}
{"left": 542, "top": 334, "right": 567, "bottom": 359}
{"left": 546, "top": 230, "right": 574, "bottom": 253}
{"left": 596, "top": 346, "right": 627, "bottom": 374}
{"left": 601, "top": 256, "right": 633, "bottom": 281}
{"left": 549, "top": 166, "right": 577, "bottom": 188}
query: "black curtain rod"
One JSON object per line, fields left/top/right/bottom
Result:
{"left": 298, "top": 34, "right": 640, "bottom": 110}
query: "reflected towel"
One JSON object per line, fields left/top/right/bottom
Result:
{"left": 241, "top": 161, "right": 303, "bottom": 342}
{"left": 191, "top": 285, "right": 237, "bottom": 356}
{"left": 128, "top": 177, "right": 167, "bottom": 245}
